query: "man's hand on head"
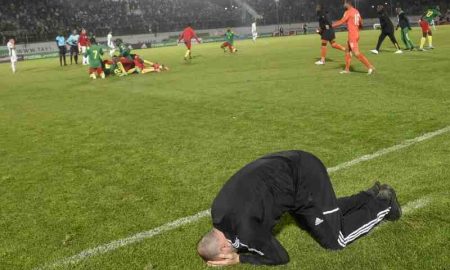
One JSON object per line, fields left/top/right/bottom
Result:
{"left": 207, "top": 253, "right": 240, "bottom": 267}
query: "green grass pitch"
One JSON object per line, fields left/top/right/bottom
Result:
{"left": 1, "top": 26, "right": 450, "bottom": 269}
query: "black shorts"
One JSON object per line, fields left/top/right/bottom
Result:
{"left": 321, "top": 29, "right": 336, "bottom": 41}
{"left": 58, "top": 46, "right": 67, "bottom": 55}
{"left": 70, "top": 45, "right": 78, "bottom": 55}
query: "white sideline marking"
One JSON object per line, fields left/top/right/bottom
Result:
{"left": 375, "top": 197, "right": 432, "bottom": 231}
{"left": 402, "top": 197, "right": 432, "bottom": 215}
{"left": 34, "top": 126, "right": 450, "bottom": 269}
{"left": 327, "top": 125, "right": 450, "bottom": 173}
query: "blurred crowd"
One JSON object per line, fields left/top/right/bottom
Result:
{"left": 1, "top": 0, "right": 448, "bottom": 44}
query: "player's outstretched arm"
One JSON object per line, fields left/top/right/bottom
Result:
{"left": 332, "top": 12, "right": 349, "bottom": 28}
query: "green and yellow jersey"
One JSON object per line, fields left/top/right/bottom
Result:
{"left": 86, "top": 45, "right": 104, "bottom": 68}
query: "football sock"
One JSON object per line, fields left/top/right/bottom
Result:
{"left": 428, "top": 36, "right": 432, "bottom": 47}
{"left": 100, "top": 72, "right": 105, "bottom": 79}
{"left": 345, "top": 52, "right": 352, "bottom": 71}
{"left": 11, "top": 62, "right": 16, "bottom": 73}
{"left": 420, "top": 37, "right": 426, "bottom": 49}
{"left": 357, "top": 54, "right": 372, "bottom": 69}
{"left": 185, "top": 50, "right": 190, "bottom": 58}
{"left": 320, "top": 46, "right": 327, "bottom": 62}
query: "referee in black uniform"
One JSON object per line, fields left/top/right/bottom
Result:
{"left": 198, "top": 150, "right": 401, "bottom": 266}
{"left": 371, "top": 5, "right": 403, "bottom": 55}
{"left": 315, "top": 4, "right": 345, "bottom": 65}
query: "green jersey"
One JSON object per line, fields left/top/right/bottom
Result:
{"left": 118, "top": 43, "right": 131, "bottom": 59}
{"left": 104, "top": 61, "right": 125, "bottom": 76}
{"left": 424, "top": 9, "right": 441, "bottom": 23}
{"left": 86, "top": 45, "right": 104, "bottom": 68}
{"left": 225, "top": 31, "right": 235, "bottom": 45}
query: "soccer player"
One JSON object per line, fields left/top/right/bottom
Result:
{"left": 102, "top": 58, "right": 128, "bottom": 77}
{"left": 396, "top": 8, "right": 415, "bottom": 51}
{"left": 220, "top": 29, "right": 237, "bottom": 53}
{"left": 78, "top": 28, "right": 90, "bottom": 65}
{"left": 85, "top": 38, "right": 105, "bottom": 79}
{"left": 55, "top": 33, "right": 67, "bottom": 66}
{"left": 178, "top": 24, "right": 201, "bottom": 61}
{"left": 370, "top": 5, "right": 402, "bottom": 55}
{"left": 66, "top": 30, "right": 79, "bottom": 64}
{"left": 419, "top": 16, "right": 433, "bottom": 51}
{"left": 315, "top": 4, "right": 345, "bottom": 65}
{"left": 7, "top": 38, "right": 17, "bottom": 73}
{"left": 198, "top": 150, "right": 401, "bottom": 266}
{"left": 332, "top": 1, "right": 374, "bottom": 74}
{"left": 251, "top": 21, "right": 258, "bottom": 42}
{"left": 128, "top": 55, "right": 169, "bottom": 74}
{"left": 424, "top": 7, "right": 441, "bottom": 30}
{"left": 107, "top": 30, "right": 116, "bottom": 57}
{"left": 116, "top": 39, "right": 133, "bottom": 61}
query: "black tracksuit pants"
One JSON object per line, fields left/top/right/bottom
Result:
{"left": 212, "top": 151, "right": 392, "bottom": 265}
{"left": 291, "top": 152, "right": 391, "bottom": 250}
{"left": 375, "top": 31, "right": 399, "bottom": 51}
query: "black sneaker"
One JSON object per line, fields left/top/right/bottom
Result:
{"left": 377, "top": 184, "right": 402, "bottom": 221}
{"left": 366, "top": 181, "right": 381, "bottom": 197}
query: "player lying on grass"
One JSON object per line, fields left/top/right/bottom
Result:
{"left": 419, "top": 16, "right": 434, "bottom": 51}
{"left": 220, "top": 29, "right": 237, "bottom": 53}
{"left": 103, "top": 55, "right": 169, "bottom": 77}
{"left": 315, "top": 4, "right": 345, "bottom": 65}
{"left": 332, "top": 0, "right": 375, "bottom": 74}
{"left": 370, "top": 5, "right": 403, "bottom": 55}
{"left": 198, "top": 150, "right": 401, "bottom": 266}
{"left": 128, "top": 55, "right": 169, "bottom": 74}
{"left": 85, "top": 38, "right": 105, "bottom": 79}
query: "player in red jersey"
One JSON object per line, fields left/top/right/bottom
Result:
{"left": 418, "top": 16, "right": 433, "bottom": 51}
{"left": 78, "top": 28, "right": 90, "bottom": 65}
{"left": 178, "top": 24, "right": 201, "bottom": 61}
{"left": 332, "top": 1, "right": 374, "bottom": 75}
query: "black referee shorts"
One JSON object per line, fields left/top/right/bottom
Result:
{"left": 321, "top": 29, "right": 336, "bottom": 41}
{"left": 58, "top": 46, "right": 67, "bottom": 55}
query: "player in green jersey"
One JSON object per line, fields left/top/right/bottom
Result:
{"left": 220, "top": 29, "right": 237, "bottom": 53}
{"left": 85, "top": 38, "right": 105, "bottom": 79}
{"left": 424, "top": 7, "right": 441, "bottom": 30}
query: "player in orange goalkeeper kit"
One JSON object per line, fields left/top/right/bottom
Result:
{"left": 178, "top": 24, "right": 201, "bottom": 61}
{"left": 332, "top": 1, "right": 374, "bottom": 75}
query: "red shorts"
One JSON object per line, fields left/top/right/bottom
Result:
{"left": 222, "top": 42, "right": 232, "bottom": 47}
{"left": 420, "top": 21, "right": 430, "bottom": 32}
{"left": 184, "top": 41, "right": 192, "bottom": 50}
{"left": 89, "top": 67, "right": 103, "bottom": 74}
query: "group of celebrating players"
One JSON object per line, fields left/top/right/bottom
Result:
{"left": 6, "top": 1, "right": 442, "bottom": 78}
{"left": 314, "top": 1, "right": 441, "bottom": 74}
{"left": 54, "top": 28, "right": 170, "bottom": 79}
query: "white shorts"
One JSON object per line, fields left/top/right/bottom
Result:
{"left": 108, "top": 44, "right": 115, "bottom": 50}
{"left": 252, "top": 32, "right": 258, "bottom": 38}
{"left": 81, "top": 46, "right": 87, "bottom": 53}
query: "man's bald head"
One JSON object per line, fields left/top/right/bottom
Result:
{"left": 197, "top": 230, "right": 222, "bottom": 261}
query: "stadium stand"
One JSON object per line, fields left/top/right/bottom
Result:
{"left": 0, "top": 0, "right": 447, "bottom": 44}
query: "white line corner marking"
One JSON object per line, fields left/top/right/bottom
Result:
{"left": 34, "top": 126, "right": 449, "bottom": 269}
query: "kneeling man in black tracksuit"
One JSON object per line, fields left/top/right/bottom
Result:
{"left": 197, "top": 150, "right": 401, "bottom": 266}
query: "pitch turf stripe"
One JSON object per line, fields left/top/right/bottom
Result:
{"left": 34, "top": 126, "right": 449, "bottom": 269}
